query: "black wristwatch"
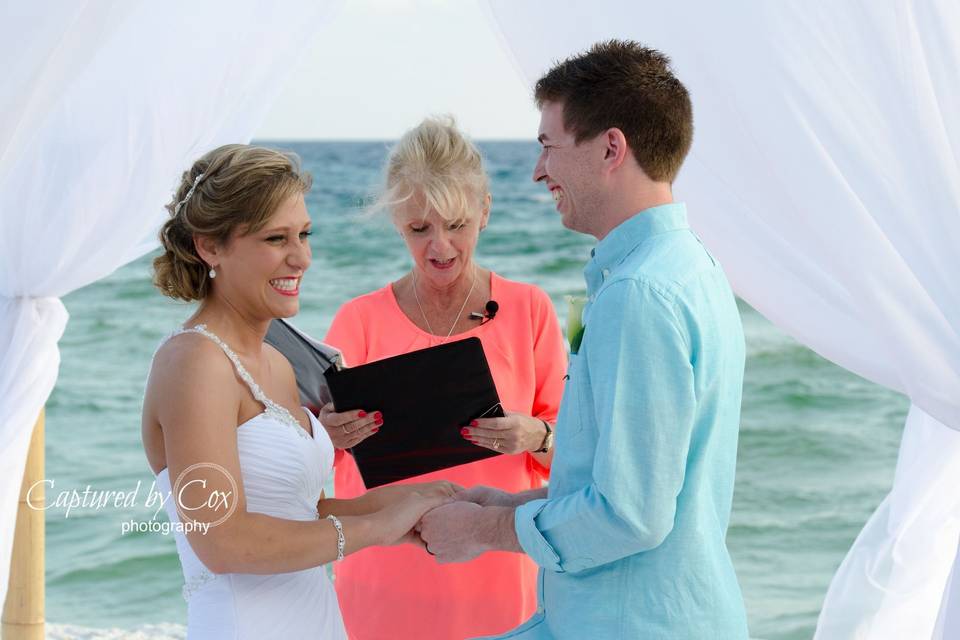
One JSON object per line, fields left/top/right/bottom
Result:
{"left": 535, "top": 420, "right": 554, "bottom": 453}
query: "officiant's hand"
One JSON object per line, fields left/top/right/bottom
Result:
{"left": 460, "top": 411, "right": 546, "bottom": 454}
{"left": 318, "top": 402, "right": 382, "bottom": 449}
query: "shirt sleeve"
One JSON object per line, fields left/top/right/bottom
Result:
{"left": 525, "top": 286, "right": 568, "bottom": 478}
{"left": 514, "top": 278, "right": 696, "bottom": 574}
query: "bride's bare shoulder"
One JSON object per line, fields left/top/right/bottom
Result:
{"left": 147, "top": 332, "right": 237, "bottom": 395}
{"left": 263, "top": 342, "right": 298, "bottom": 393}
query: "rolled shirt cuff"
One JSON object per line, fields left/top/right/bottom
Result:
{"left": 514, "top": 498, "right": 563, "bottom": 573}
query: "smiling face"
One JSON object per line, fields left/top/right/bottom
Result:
{"left": 207, "top": 192, "right": 312, "bottom": 320}
{"left": 393, "top": 191, "right": 489, "bottom": 292}
{"left": 532, "top": 100, "right": 606, "bottom": 237}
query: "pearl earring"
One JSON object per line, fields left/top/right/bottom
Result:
{"left": 209, "top": 267, "right": 217, "bottom": 279}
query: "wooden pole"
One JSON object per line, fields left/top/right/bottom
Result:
{"left": 2, "top": 409, "right": 45, "bottom": 640}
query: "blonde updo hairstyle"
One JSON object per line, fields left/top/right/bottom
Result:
{"left": 376, "top": 116, "right": 489, "bottom": 225}
{"left": 153, "top": 144, "right": 312, "bottom": 302}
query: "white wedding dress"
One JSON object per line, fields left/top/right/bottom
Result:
{"left": 154, "top": 324, "right": 347, "bottom": 639}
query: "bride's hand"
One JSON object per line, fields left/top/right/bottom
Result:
{"left": 367, "top": 480, "right": 463, "bottom": 507}
{"left": 407, "top": 480, "right": 464, "bottom": 500}
{"left": 374, "top": 491, "right": 452, "bottom": 547}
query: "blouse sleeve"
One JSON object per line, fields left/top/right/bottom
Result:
{"left": 526, "top": 286, "right": 568, "bottom": 479}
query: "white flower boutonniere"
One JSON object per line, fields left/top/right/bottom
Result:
{"left": 564, "top": 295, "right": 588, "bottom": 355}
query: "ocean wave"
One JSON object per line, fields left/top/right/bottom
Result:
{"left": 48, "top": 623, "right": 185, "bottom": 640}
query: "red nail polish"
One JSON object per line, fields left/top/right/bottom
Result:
{"left": 460, "top": 428, "right": 469, "bottom": 435}
{"left": 358, "top": 411, "right": 367, "bottom": 418}
{"left": 470, "top": 420, "right": 478, "bottom": 427}
{"left": 372, "top": 427, "right": 380, "bottom": 433}
{"left": 374, "top": 417, "right": 383, "bottom": 426}
{"left": 374, "top": 411, "right": 383, "bottom": 421}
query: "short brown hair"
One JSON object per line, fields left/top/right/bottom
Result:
{"left": 534, "top": 39, "right": 693, "bottom": 183}
{"left": 153, "top": 144, "right": 312, "bottom": 301}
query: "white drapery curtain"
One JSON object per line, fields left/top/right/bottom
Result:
{"left": 0, "top": 0, "right": 341, "bottom": 609}
{"left": 483, "top": 1, "right": 960, "bottom": 638}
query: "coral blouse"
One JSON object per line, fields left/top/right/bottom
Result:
{"left": 324, "top": 272, "right": 567, "bottom": 640}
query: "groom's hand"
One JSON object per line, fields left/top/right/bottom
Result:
{"left": 455, "top": 485, "right": 517, "bottom": 508}
{"left": 419, "top": 502, "right": 490, "bottom": 563}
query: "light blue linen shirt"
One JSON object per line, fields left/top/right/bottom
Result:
{"left": 484, "top": 204, "right": 749, "bottom": 639}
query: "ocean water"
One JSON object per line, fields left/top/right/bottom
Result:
{"left": 43, "top": 142, "right": 907, "bottom": 639}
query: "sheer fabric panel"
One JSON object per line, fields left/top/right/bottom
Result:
{"left": 0, "top": 0, "right": 342, "bottom": 608}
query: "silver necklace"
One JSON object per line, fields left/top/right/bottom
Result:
{"left": 412, "top": 268, "right": 477, "bottom": 343}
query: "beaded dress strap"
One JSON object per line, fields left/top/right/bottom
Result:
{"left": 180, "top": 325, "right": 273, "bottom": 405}
{"left": 167, "top": 324, "right": 311, "bottom": 440}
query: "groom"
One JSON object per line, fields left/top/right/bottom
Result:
{"left": 419, "top": 40, "right": 750, "bottom": 639}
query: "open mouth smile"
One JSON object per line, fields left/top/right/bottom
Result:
{"left": 429, "top": 258, "right": 456, "bottom": 270}
{"left": 269, "top": 277, "right": 301, "bottom": 296}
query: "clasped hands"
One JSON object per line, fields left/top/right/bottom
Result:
{"left": 318, "top": 404, "right": 536, "bottom": 561}
{"left": 405, "top": 485, "right": 519, "bottom": 564}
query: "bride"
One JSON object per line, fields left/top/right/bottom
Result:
{"left": 141, "top": 144, "right": 454, "bottom": 638}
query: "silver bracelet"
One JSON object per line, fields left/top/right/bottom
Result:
{"left": 326, "top": 514, "right": 345, "bottom": 561}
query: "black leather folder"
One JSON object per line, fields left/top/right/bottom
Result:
{"left": 324, "top": 337, "right": 504, "bottom": 488}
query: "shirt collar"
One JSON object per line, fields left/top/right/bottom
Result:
{"left": 585, "top": 203, "right": 689, "bottom": 291}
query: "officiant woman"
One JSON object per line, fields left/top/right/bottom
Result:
{"left": 319, "top": 116, "right": 567, "bottom": 640}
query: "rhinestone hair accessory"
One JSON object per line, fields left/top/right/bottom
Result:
{"left": 174, "top": 172, "right": 206, "bottom": 215}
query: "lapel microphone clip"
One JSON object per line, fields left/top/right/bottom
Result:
{"left": 469, "top": 300, "right": 499, "bottom": 325}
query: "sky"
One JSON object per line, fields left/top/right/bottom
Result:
{"left": 256, "top": 0, "right": 541, "bottom": 141}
